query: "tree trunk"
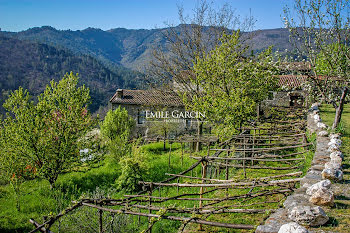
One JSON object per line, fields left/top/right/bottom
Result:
{"left": 196, "top": 121, "right": 203, "bottom": 152}
{"left": 238, "top": 120, "right": 243, "bottom": 133}
{"left": 163, "top": 130, "right": 167, "bottom": 151}
{"left": 49, "top": 175, "right": 58, "bottom": 189}
{"left": 332, "top": 87, "right": 348, "bottom": 130}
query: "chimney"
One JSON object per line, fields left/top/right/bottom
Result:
{"left": 116, "top": 89, "right": 123, "bottom": 99}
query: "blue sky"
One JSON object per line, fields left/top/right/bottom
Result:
{"left": 0, "top": 0, "right": 292, "bottom": 32}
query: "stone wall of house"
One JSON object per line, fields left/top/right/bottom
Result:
{"left": 260, "top": 90, "right": 308, "bottom": 118}
{"left": 263, "top": 90, "right": 307, "bottom": 108}
{"left": 111, "top": 103, "right": 199, "bottom": 138}
{"left": 264, "top": 91, "right": 291, "bottom": 107}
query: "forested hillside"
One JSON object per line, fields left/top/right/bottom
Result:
{"left": 1, "top": 26, "right": 295, "bottom": 71}
{"left": 0, "top": 35, "right": 142, "bottom": 113}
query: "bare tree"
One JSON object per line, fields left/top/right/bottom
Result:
{"left": 146, "top": 0, "right": 255, "bottom": 150}
{"left": 147, "top": 0, "right": 255, "bottom": 90}
{"left": 283, "top": 0, "right": 350, "bottom": 129}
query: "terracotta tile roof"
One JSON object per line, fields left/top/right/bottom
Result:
{"left": 110, "top": 89, "right": 184, "bottom": 107}
{"left": 278, "top": 75, "right": 308, "bottom": 88}
{"left": 277, "top": 75, "right": 343, "bottom": 89}
{"left": 111, "top": 75, "right": 342, "bottom": 106}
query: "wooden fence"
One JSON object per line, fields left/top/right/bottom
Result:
{"left": 29, "top": 110, "right": 310, "bottom": 233}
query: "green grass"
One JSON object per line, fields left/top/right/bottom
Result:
{"left": 319, "top": 104, "right": 350, "bottom": 136}
{"left": 141, "top": 142, "right": 201, "bottom": 182}
{"left": 302, "top": 131, "right": 317, "bottom": 175}
{"left": 0, "top": 159, "right": 120, "bottom": 233}
{"left": 120, "top": 138, "right": 310, "bottom": 232}
{"left": 318, "top": 104, "right": 350, "bottom": 232}
{"left": 0, "top": 142, "right": 201, "bottom": 233}
{"left": 0, "top": 122, "right": 313, "bottom": 233}
{"left": 135, "top": 124, "right": 311, "bottom": 232}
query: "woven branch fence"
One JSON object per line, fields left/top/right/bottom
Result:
{"left": 29, "top": 108, "right": 310, "bottom": 233}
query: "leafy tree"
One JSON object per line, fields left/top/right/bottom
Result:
{"left": 315, "top": 43, "right": 350, "bottom": 78}
{"left": 0, "top": 72, "right": 96, "bottom": 189}
{"left": 0, "top": 113, "right": 37, "bottom": 211}
{"left": 283, "top": 0, "right": 350, "bottom": 129}
{"left": 37, "top": 73, "right": 96, "bottom": 187}
{"left": 314, "top": 43, "right": 350, "bottom": 128}
{"left": 184, "top": 32, "right": 278, "bottom": 137}
{"left": 148, "top": 0, "right": 255, "bottom": 149}
{"left": 0, "top": 87, "right": 44, "bottom": 209}
{"left": 100, "top": 106, "right": 134, "bottom": 161}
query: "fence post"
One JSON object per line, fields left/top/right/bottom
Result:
{"left": 243, "top": 139, "right": 247, "bottom": 178}
{"left": 99, "top": 209, "right": 103, "bottom": 233}
{"left": 198, "top": 161, "right": 207, "bottom": 231}
{"left": 168, "top": 142, "right": 172, "bottom": 168}
{"left": 177, "top": 178, "right": 179, "bottom": 195}
{"left": 252, "top": 133, "right": 255, "bottom": 166}
{"left": 181, "top": 142, "right": 184, "bottom": 167}
{"left": 138, "top": 208, "right": 141, "bottom": 226}
{"left": 148, "top": 184, "right": 153, "bottom": 233}
{"left": 225, "top": 146, "right": 230, "bottom": 196}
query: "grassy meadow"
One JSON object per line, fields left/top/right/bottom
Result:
{"left": 0, "top": 142, "right": 197, "bottom": 232}
{"left": 0, "top": 134, "right": 314, "bottom": 233}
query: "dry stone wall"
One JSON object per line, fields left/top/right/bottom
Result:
{"left": 256, "top": 103, "right": 345, "bottom": 233}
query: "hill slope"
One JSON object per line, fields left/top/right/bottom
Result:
{"left": 0, "top": 35, "right": 141, "bottom": 113}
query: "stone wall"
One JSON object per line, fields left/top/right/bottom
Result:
{"left": 256, "top": 103, "right": 345, "bottom": 233}
{"left": 111, "top": 103, "right": 198, "bottom": 137}
{"left": 262, "top": 90, "right": 307, "bottom": 108}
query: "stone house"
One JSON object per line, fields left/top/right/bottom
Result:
{"left": 174, "top": 64, "right": 312, "bottom": 108}
{"left": 109, "top": 75, "right": 310, "bottom": 136}
{"left": 110, "top": 63, "right": 317, "bottom": 136}
{"left": 263, "top": 75, "right": 309, "bottom": 108}
{"left": 109, "top": 89, "right": 200, "bottom": 137}
{"left": 263, "top": 73, "right": 343, "bottom": 109}
{"left": 262, "top": 62, "right": 313, "bottom": 108}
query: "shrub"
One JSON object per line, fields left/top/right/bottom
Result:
{"left": 115, "top": 143, "right": 149, "bottom": 193}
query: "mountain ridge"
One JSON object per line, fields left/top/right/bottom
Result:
{"left": 1, "top": 26, "right": 295, "bottom": 71}
{"left": 0, "top": 25, "right": 296, "bottom": 115}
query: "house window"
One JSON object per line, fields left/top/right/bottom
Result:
{"left": 185, "top": 119, "right": 191, "bottom": 128}
{"left": 137, "top": 110, "right": 146, "bottom": 124}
